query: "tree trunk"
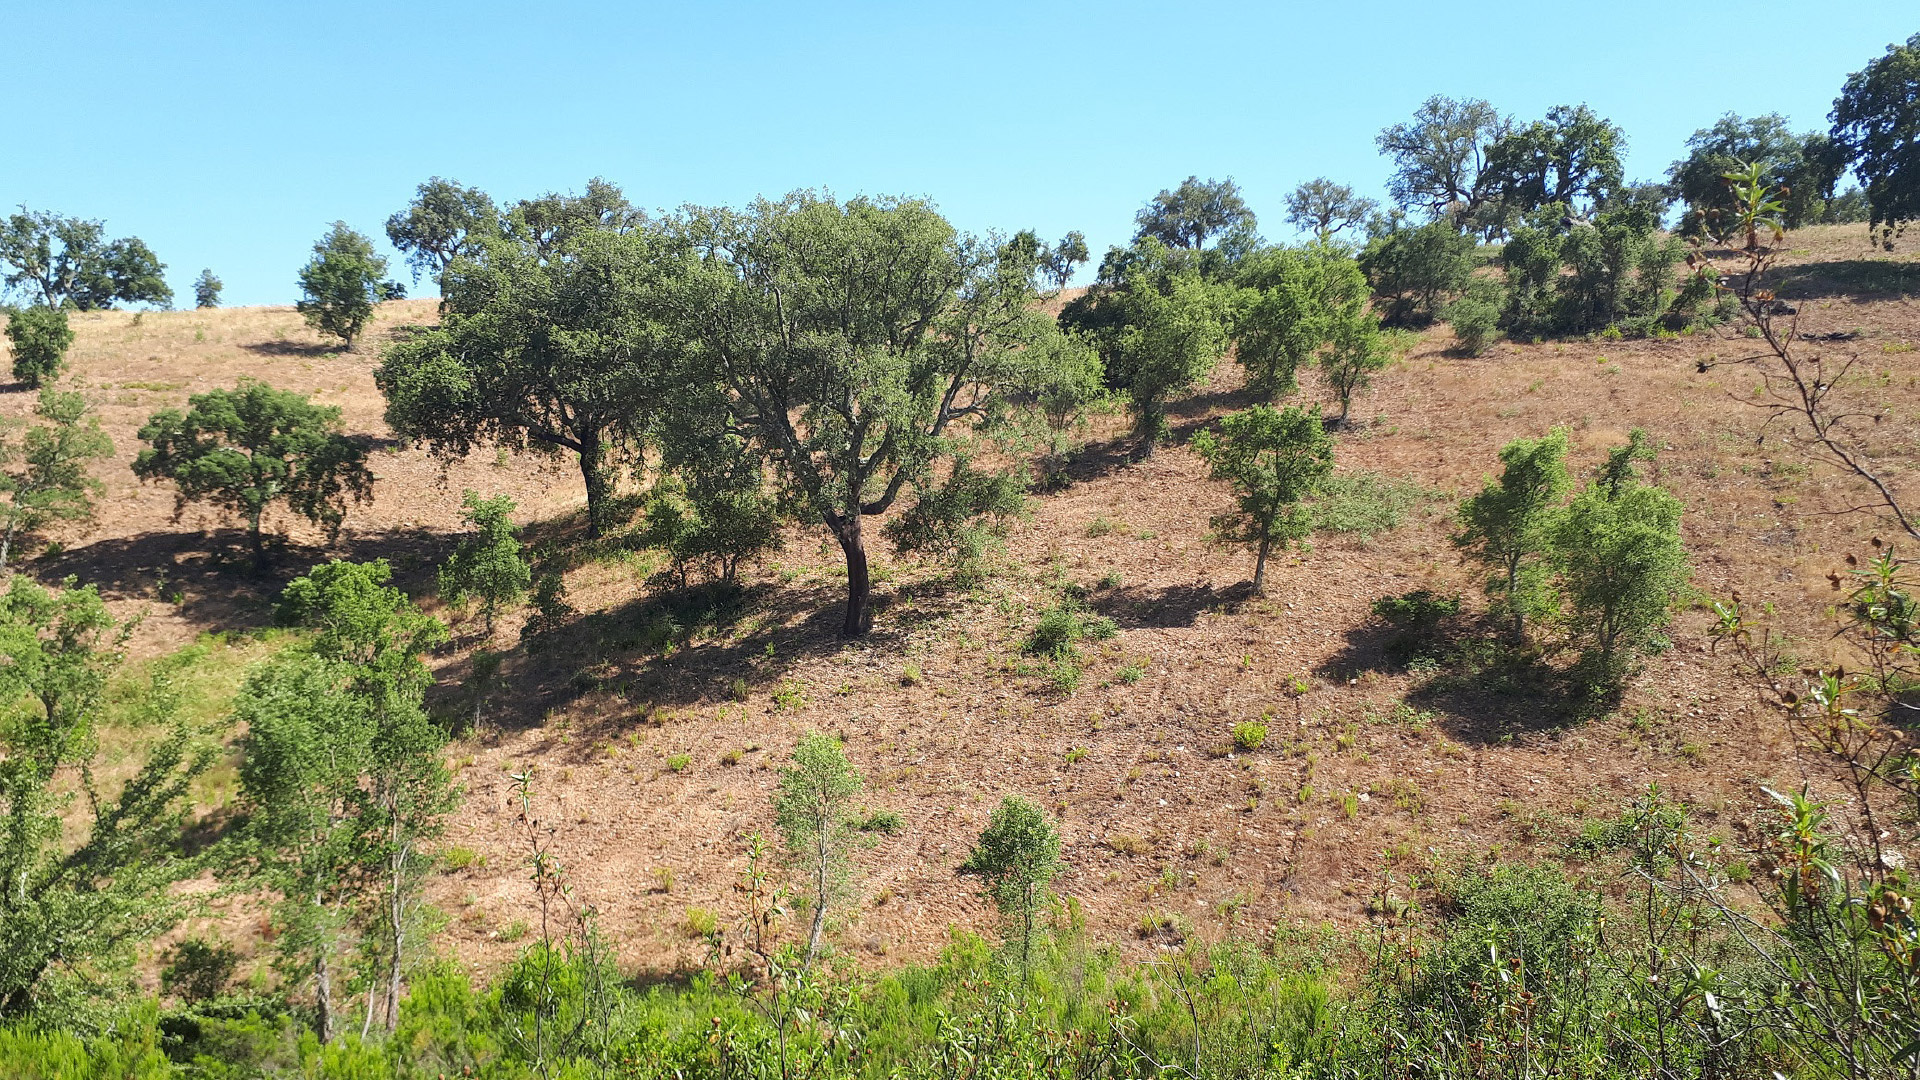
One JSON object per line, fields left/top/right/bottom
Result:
{"left": 833, "top": 515, "right": 873, "bottom": 637}
{"left": 579, "top": 435, "right": 610, "bottom": 539}
{"left": 0, "top": 513, "right": 17, "bottom": 573}
{"left": 806, "top": 833, "right": 828, "bottom": 967}
{"left": 247, "top": 506, "right": 266, "bottom": 572}
{"left": 1506, "top": 555, "right": 1525, "bottom": 637}
{"left": 314, "top": 947, "right": 335, "bottom": 1044}
{"left": 1252, "top": 535, "right": 1272, "bottom": 593}
{"left": 384, "top": 826, "right": 407, "bottom": 1031}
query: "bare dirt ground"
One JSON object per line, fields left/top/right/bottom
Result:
{"left": 8, "top": 224, "right": 1918, "bottom": 980}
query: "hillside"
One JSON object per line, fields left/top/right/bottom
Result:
{"left": 6, "top": 224, "right": 1919, "bottom": 982}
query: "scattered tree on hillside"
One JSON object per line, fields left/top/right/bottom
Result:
{"left": 1555, "top": 460, "right": 1688, "bottom": 686}
{"left": 1454, "top": 427, "right": 1571, "bottom": 636}
{"left": 1376, "top": 96, "right": 1511, "bottom": 223}
{"left": 437, "top": 491, "right": 530, "bottom": 632}
{"left": 192, "top": 269, "right": 222, "bottom": 309}
{"left": 296, "top": 222, "right": 388, "bottom": 347}
{"left": 1670, "top": 113, "right": 1847, "bottom": 235}
{"left": 1061, "top": 237, "right": 1233, "bottom": 450}
{"left": 5, "top": 306, "right": 74, "bottom": 387}
{"left": 773, "top": 732, "right": 864, "bottom": 967}
{"left": 1133, "top": 175, "right": 1258, "bottom": 253}
{"left": 133, "top": 380, "right": 373, "bottom": 565}
{"left": 377, "top": 188, "right": 677, "bottom": 537}
{"left": 385, "top": 177, "right": 501, "bottom": 287}
{"left": 960, "top": 796, "right": 1062, "bottom": 975}
{"left": 0, "top": 388, "right": 112, "bottom": 569}
{"left": 1357, "top": 216, "right": 1475, "bottom": 324}
{"left": 0, "top": 208, "right": 172, "bottom": 310}
{"left": 672, "top": 193, "right": 1094, "bottom": 635}
{"left": 1283, "top": 178, "right": 1378, "bottom": 239}
{"left": 1317, "top": 304, "right": 1393, "bottom": 425}
{"left": 0, "top": 577, "right": 214, "bottom": 1021}
{"left": 1831, "top": 31, "right": 1920, "bottom": 247}
{"left": 1233, "top": 243, "right": 1371, "bottom": 398}
{"left": 1191, "top": 404, "right": 1333, "bottom": 592}
{"left": 1477, "top": 104, "right": 1626, "bottom": 223}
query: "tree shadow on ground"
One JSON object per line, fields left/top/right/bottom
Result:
{"left": 1051, "top": 384, "right": 1265, "bottom": 488}
{"left": 32, "top": 524, "right": 462, "bottom": 634}
{"left": 1770, "top": 259, "right": 1920, "bottom": 300}
{"left": 1089, "top": 579, "right": 1247, "bottom": 629}
{"left": 240, "top": 340, "right": 345, "bottom": 359}
{"left": 462, "top": 571, "right": 972, "bottom": 760}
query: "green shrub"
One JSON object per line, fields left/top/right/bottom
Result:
{"left": 1442, "top": 281, "right": 1502, "bottom": 355}
{"left": 1023, "top": 601, "right": 1116, "bottom": 660}
{"left": 6, "top": 306, "right": 74, "bottom": 387}
{"left": 1311, "top": 471, "right": 1427, "bottom": 538}
{"left": 1231, "top": 721, "right": 1268, "bottom": 750}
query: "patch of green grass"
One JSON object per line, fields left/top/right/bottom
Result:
{"left": 1231, "top": 721, "right": 1268, "bottom": 751}
{"left": 1310, "top": 472, "right": 1431, "bottom": 539}
{"left": 857, "top": 808, "right": 905, "bottom": 834}
{"left": 666, "top": 754, "right": 692, "bottom": 773}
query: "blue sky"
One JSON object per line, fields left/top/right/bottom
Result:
{"left": 2, "top": 2, "right": 1911, "bottom": 307}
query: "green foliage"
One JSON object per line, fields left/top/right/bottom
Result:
{"left": 0, "top": 578, "right": 213, "bottom": 1022}
{"left": 1063, "top": 236, "right": 1233, "bottom": 447}
{"left": 1670, "top": 113, "right": 1846, "bottom": 235}
{"left": 1232, "top": 243, "right": 1371, "bottom": 398}
{"left": 1231, "top": 720, "right": 1268, "bottom": 750}
{"left": 438, "top": 491, "right": 530, "bottom": 631}
{"left": 1831, "top": 32, "right": 1920, "bottom": 245}
{"left": 192, "top": 269, "right": 222, "bottom": 309}
{"left": 961, "top": 796, "right": 1061, "bottom": 971}
{"left": 0, "top": 207, "right": 172, "bottom": 310}
{"left": 882, "top": 458, "right": 1027, "bottom": 584}
{"left": 1554, "top": 471, "right": 1688, "bottom": 686}
{"left": 1132, "top": 175, "right": 1257, "bottom": 255}
{"left": 1023, "top": 600, "right": 1115, "bottom": 660}
{"left": 773, "top": 732, "right": 865, "bottom": 964}
{"left": 1191, "top": 404, "right": 1333, "bottom": 591}
{"left": 641, "top": 435, "right": 782, "bottom": 588}
{"left": 242, "top": 560, "right": 453, "bottom": 1042}
{"left": 1500, "top": 206, "right": 1705, "bottom": 338}
{"left": 673, "top": 195, "right": 1091, "bottom": 634}
{"left": 1455, "top": 427, "right": 1570, "bottom": 635}
{"left": 295, "top": 221, "right": 388, "bottom": 346}
{"left": 6, "top": 305, "right": 74, "bottom": 387}
{"left": 1371, "top": 589, "right": 1462, "bottom": 666}
{"left": 133, "top": 380, "right": 372, "bottom": 562}
{"left": 0, "top": 387, "right": 113, "bottom": 569}
{"left": 1442, "top": 276, "right": 1502, "bottom": 355}
{"left": 159, "top": 938, "right": 239, "bottom": 1004}
{"left": 378, "top": 187, "right": 673, "bottom": 538}
{"left": 1284, "top": 177, "right": 1378, "bottom": 239}
{"left": 384, "top": 176, "right": 500, "bottom": 286}
{"left": 1476, "top": 104, "right": 1626, "bottom": 225}
{"left": 1358, "top": 217, "right": 1475, "bottom": 325}
{"left": 1376, "top": 96, "right": 1511, "bottom": 222}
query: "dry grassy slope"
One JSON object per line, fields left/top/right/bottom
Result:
{"left": 6, "top": 226, "right": 1918, "bottom": 980}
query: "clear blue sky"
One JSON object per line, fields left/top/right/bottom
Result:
{"left": 2, "top": 1, "right": 1911, "bottom": 307}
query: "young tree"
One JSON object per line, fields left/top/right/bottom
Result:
{"left": 438, "top": 491, "right": 531, "bottom": 631}
{"left": 1284, "top": 178, "right": 1378, "bottom": 239}
{"left": 960, "top": 796, "right": 1062, "bottom": 974}
{"left": 1134, "top": 176, "right": 1258, "bottom": 252}
{"left": 192, "top": 269, "right": 222, "bottom": 309}
{"left": 132, "top": 380, "right": 373, "bottom": 565}
{"left": 1554, "top": 476, "right": 1688, "bottom": 686}
{"left": 1831, "top": 32, "right": 1920, "bottom": 246}
{"left": 377, "top": 196, "right": 675, "bottom": 537}
{"left": 0, "top": 388, "right": 113, "bottom": 569}
{"left": 882, "top": 457, "right": 1028, "bottom": 584}
{"left": 1376, "top": 97, "right": 1511, "bottom": 222}
{"left": 385, "top": 177, "right": 500, "bottom": 287}
{"left": 673, "top": 193, "right": 1094, "bottom": 635}
{"left": 642, "top": 429, "right": 784, "bottom": 588}
{"left": 772, "top": 732, "right": 864, "bottom": 967}
{"left": 0, "top": 208, "right": 172, "bottom": 310}
{"left": 1233, "top": 243, "right": 1371, "bottom": 398}
{"left": 1357, "top": 217, "right": 1475, "bottom": 324}
{"left": 1063, "top": 237, "right": 1233, "bottom": 449}
{"left": 1454, "top": 427, "right": 1571, "bottom": 637}
{"left": 5, "top": 305, "right": 74, "bottom": 387}
{"left": 1318, "top": 305, "right": 1393, "bottom": 425}
{"left": 296, "top": 222, "right": 388, "bottom": 347}
{"left": 1191, "top": 404, "right": 1333, "bottom": 592}
{"left": 264, "top": 559, "right": 453, "bottom": 1036}
{"left": 0, "top": 577, "right": 213, "bottom": 1020}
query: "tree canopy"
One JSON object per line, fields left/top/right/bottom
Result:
{"left": 670, "top": 192, "right": 1092, "bottom": 635}
{"left": 1192, "top": 404, "right": 1334, "bottom": 592}
{"left": 1376, "top": 96, "right": 1510, "bottom": 222}
{"left": 377, "top": 188, "right": 679, "bottom": 536}
{"left": 1284, "top": 178, "right": 1378, "bottom": 239}
{"left": 133, "top": 380, "right": 372, "bottom": 563}
{"left": 1133, "top": 176, "right": 1258, "bottom": 253}
{"left": 0, "top": 388, "right": 112, "bottom": 570}
{"left": 385, "top": 177, "right": 500, "bottom": 287}
{"left": 296, "top": 222, "right": 389, "bottom": 346}
{"left": 1670, "top": 113, "right": 1842, "bottom": 235}
{"left": 1830, "top": 31, "right": 1920, "bottom": 245}
{"left": 0, "top": 208, "right": 171, "bottom": 310}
